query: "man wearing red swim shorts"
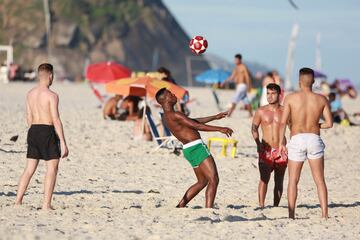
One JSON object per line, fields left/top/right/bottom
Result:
{"left": 251, "top": 83, "right": 287, "bottom": 208}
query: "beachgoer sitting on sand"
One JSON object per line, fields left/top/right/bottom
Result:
{"left": 133, "top": 106, "right": 152, "bottom": 141}
{"left": 157, "top": 66, "right": 177, "bottom": 85}
{"left": 155, "top": 88, "right": 233, "bottom": 208}
{"left": 119, "top": 96, "right": 141, "bottom": 121}
{"left": 103, "top": 95, "right": 122, "bottom": 120}
{"left": 329, "top": 92, "right": 358, "bottom": 126}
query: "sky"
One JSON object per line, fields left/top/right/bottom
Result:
{"left": 163, "top": 0, "right": 360, "bottom": 87}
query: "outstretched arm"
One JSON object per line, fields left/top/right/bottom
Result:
{"left": 194, "top": 111, "right": 228, "bottom": 124}
{"left": 320, "top": 98, "right": 333, "bottom": 129}
{"left": 175, "top": 112, "right": 233, "bottom": 137}
{"left": 50, "top": 93, "right": 69, "bottom": 158}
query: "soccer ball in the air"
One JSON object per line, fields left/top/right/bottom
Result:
{"left": 189, "top": 36, "right": 208, "bottom": 55}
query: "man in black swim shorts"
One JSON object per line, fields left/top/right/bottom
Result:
{"left": 15, "top": 63, "right": 69, "bottom": 210}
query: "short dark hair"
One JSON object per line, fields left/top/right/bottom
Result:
{"left": 155, "top": 88, "right": 167, "bottom": 103}
{"left": 38, "top": 63, "right": 53, "bottom": 73}
{"left": 266, "top": 83, "right": 281, "bottom": 94}
{"left": 266, "top": 71, "right": 274, "bottom": 78}
{"left": 329, "top": 92, "right": 336, "bottom": 99}
{"left": 157, "top": 67, "right": 171, "bottom": 76}
{"left": 235, "top": 54, "right": 242, "bottom": 60}
{"left": 299, "top": 67, "right": 314, "bottom": 78}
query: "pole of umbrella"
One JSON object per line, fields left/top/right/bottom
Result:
{"left": 141, "top": 96, "right": 147, "bottom": 137}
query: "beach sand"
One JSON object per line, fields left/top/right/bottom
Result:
{"left": 1, "top": 82, "right": 359, "bottom": 239}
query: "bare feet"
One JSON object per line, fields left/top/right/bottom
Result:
{"left": 42, "top": 205, "right": 55, "bottom": 211}
{"left": 14, "top": 202, "right": 22, "bottom": 208}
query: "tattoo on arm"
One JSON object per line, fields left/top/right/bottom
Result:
{"left": 251, "top": 123, "right": 259, "bottom": 133}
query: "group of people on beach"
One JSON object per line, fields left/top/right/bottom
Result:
{"left": 15, "top": 62, "right": 332, "bottom": 219}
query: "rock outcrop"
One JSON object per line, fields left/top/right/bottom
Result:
{"left": 0, "top": 0, "right": 209, "bottom": 84}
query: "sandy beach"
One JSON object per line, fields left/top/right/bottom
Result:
{"left": 1, "top": 82, "right": 359, "bottom": 239}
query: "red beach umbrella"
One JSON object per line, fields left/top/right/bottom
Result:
{"left": 86, "top": 61, "right": 132, "bottom": 84}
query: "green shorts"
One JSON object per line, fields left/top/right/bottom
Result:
{"left": 182, "top": 139, "right": 211, "bottom": 168}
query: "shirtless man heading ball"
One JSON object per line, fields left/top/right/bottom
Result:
{"left": 156, "top": 88, "right": 233, "bottom": 208}
{"left": 279, "top": 67, "right": 333, "bottom": 219}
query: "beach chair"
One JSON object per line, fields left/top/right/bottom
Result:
{"left": 158, "top": 112, "right": 183, "bottom": 150}
{"left": 145, "top": 111, "right": 179, "bottom": 152}
{"left": 158, "top": 112, "right": 172, "bottom": 136}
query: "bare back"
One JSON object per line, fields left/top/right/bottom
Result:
{"left": 103, "top": 98, "right": 117, "bottom": 118}
{"left": 286, "top": 91, "right": 328, "bottom": 136}
{"left": 27, "top": 86, "right": 57, "bottom": 125}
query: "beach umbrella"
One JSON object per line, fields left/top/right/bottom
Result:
{"left": 106, "top": 76, "right": 188, "bottom": 137}
{"left": 314, "top": 70, "right": 327, "bottom": 79}
{"left": 195, "top": 69, "right": 231, "bottom": 84}
{"left": 86, "top": 61, "right": 132, "bottom": 83}
{"left": 105, "top": 76, "right": 188, "bottom": 100}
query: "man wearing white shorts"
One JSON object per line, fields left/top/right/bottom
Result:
{"left": 222, "top": 54, "right": 252, "bottom": 117}
{"left": 287, "top": 133, "right": 325, "bottom": 161}
{"left": 279, "top": 68, "right": 333, "bottom": 219}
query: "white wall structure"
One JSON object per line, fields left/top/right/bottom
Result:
{"left": 0, "top": 45, "right": 14, "bottom": 68}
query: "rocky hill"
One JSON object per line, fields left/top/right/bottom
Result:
{"left": 0, "top": 0, "right": 209, "bottom": 85}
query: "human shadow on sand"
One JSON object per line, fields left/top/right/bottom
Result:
{"left": 196, "top": 215, "right": 309, "bottom": 223}
{"left": 0, "top": 191, "right": 16, "bottom": 197}
{"left": 226, "top": 204, "right": 248, "bottom": 210}
{"left": 0, "top": 148, "right": 26, "bottom": 154}
{"left": 53, "top": 189, "right": 144, "bottom": 196}
{"left": 195, "top": 215, "right": 270, "bottom": 223}
{"left": 298, "top": 201, "right": 360, "bottom": 209}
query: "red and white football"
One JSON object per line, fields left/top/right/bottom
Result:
{"left": 189, "top": 36, "right": 208, "bottom": 55}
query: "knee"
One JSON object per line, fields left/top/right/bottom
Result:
{"left": 274, "top": 183, "right": 283, "bottom": 191}
{"left": 274, "top": 179, "right": 284, "bottom": 189}
{"left": 260, "top": 177, "right": 270, "bottom": 184}
{"left": 46, "top": 165, "right": 58, "bottom": 174}
{"left": 259, "top": 180, "right": 268, "bottom": 187}
{"left": 209, "top": 175, "right": 219, "bottom": 186}
{"left": 24, "top": 168, "right": 35, "bottom": 177}
{"left": 314, "top": 177, "right": 326, "bottom": 187}
{"left": 197, "top": 179, "right": 208, "bottom": 187}
{"left": 288, "top": 177, "right": 300, "bottom": 186}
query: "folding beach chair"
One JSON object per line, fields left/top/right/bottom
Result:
{"left": 145, "top": 111, "right": 179, "bottom": 152}
{"left": 158, "top": 112, "right": 182, "bottom": 150}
